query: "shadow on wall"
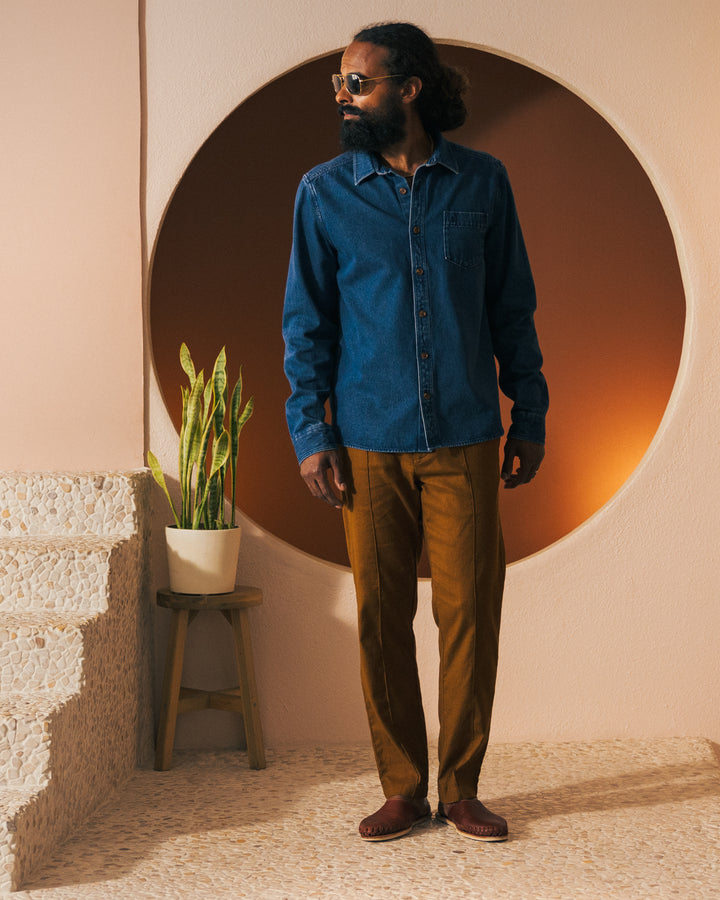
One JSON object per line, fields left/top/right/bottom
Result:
{"left": 148, "top": 471, "right": 364, "bottom": 751}
{"left": 149, "top": 46, "right": 685, "bottom": 569}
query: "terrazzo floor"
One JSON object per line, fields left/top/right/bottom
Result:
{"left": 15, "top": 738, "right": 720, "bottom": 899}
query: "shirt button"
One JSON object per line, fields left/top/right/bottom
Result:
{"left": 399, "top": 187, "right": 407, "bottom": 195}
{"left": 413, "top": 226, "right": 420, "bottom": 234}
{"left": 421, "top": 352, "right": 429, "bottom": 359}
{"left": 415, "top": 267, "right": 424, "bottom": 275}
{"left": 423, "top": 392, "right": 431, "bottom": 400}
{"left": 418, "top": 310, "right": 427, "bottom": 317}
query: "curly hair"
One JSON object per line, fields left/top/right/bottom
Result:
{"left": 353, "top": 22, "right": 468, "bottom": 133}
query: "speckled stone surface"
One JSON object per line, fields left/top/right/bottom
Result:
{"left": 12, "top": 738, "right": 720, "bottom": 898}
{"left": 0, "top": 613, "right": 94, "bottom": 694}
{"left": 0, "top": 472, "right": 153, "bottom": 893}
{"left": 0, "top": 537, "right": 123, "bottom": 614}
{"left": 0, "top": 473, "right": 145, "bottom": 539}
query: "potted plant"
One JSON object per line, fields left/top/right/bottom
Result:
{"left": 148, "top": 343, "right": 254, "bottom": 594}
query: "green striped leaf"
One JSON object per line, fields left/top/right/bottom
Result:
{"left": 147, "top": 451, "right": 180, "bottom": 528}
{"left": 150, "top": 344, "right": 253, "bottom": 531}
{"left": 180, "top": 342, "right": 196, "bottom": 386}
{"left": 212, "top": 347, "right": 227, "bottom": 438}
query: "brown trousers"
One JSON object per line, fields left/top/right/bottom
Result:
{"left": 342, "top": 442, "right": 505, "bottom": 804}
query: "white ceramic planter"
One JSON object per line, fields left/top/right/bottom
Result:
{"left": 165, "top": 525, "right": 242, "bottom": 594}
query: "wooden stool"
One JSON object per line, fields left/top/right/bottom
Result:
{"left": 154, "top": 585, "right": 266, "bottom": 771}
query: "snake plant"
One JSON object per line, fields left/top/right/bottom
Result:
{"left": 148, "top": 343, "right": 254, "bottom": 529}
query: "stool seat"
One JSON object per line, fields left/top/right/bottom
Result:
{"left": 157, "top": 585, "right": 263, "bottom": 611}
{"left": 154, "top": 585, "right": 265, "bottom": 772}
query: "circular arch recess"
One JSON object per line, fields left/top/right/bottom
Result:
{"left": 150, "top": 46, "right": 685, "bottom": 569}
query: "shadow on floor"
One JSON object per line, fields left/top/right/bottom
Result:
{"left": 493, "top": 757, "right": 720, "bottom": 841}
{"left": 20, "top": 742, "right": 720, "bottom": 894}
{"left": 21, "top": 747, "right": 378, "bottom": 892}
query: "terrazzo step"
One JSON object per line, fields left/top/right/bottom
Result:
{"left": 0, "top": 782, "right": 61, "bottom": 893}
{"left": 0, "top": 784, "right": 35, "bottom": 829}
{"left": 0, "top": 784, "right": 39, "bottom": 839}
{"left": 0, "top": 692, "right": 75, "bottom": 790}
{"left": 0, "top": 471, "right": 145, "bottom": 539}
{"left": 0, "top": 611, "right": 97, "bottom": 694}
{"left": 0, "top": 536, "right": 121, "bottom": 613}
{"left": 0, "top": 785, "right": 38, "bottom": 886}
{"left": 0, "top": 470, "right": 151, "bottom": 892}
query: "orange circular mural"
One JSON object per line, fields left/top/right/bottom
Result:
{"left": 150, "top": 47, "right": 684, "bottom": 567}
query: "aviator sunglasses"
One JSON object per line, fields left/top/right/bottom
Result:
{"left": 332, "top": 72, "right": 405, "bottom": 96}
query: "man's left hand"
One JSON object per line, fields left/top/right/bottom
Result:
{"left": 501, "top": 438, "right": 545, "bottom": 489}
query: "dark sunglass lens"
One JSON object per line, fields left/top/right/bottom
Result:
{"left": 346, "top": 74, "right": 362, "bottom": 95}
{"left": 331, "top": 74, "right": 342, "bottom": 92}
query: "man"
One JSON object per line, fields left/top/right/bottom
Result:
{"left": 283, "top": 22, "right": 548, "bottom": 842}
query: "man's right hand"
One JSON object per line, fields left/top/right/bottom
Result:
{"left": 299, "top": 450, "right": 347, "bottom": 509}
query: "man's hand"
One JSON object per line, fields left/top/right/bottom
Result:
{"left": 501, "top": 438, "right": 545, "bottom": 489}
{"left": 299, "top": 449, "right": 347, "bottom": 508}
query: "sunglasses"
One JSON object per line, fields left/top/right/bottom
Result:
{"left": 331, "top": 72, "right": 405, "bottom": 96}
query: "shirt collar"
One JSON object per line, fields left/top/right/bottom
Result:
{"left": 353, "top": 133, "right": 460, "bottom": 185}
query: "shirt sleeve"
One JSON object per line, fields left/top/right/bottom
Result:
{"left": 484, "top": 162, "right": 549, "bottom": 444}
{"left": 282, "top": 176, "right": 341, "bottom": 464}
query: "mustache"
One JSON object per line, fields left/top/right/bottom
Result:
{"left": 338, "top": 105, "right": 367, "bottom": 119}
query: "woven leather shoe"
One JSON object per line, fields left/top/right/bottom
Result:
{"left": 359, "top": 796, "right": 431, "bottom": 842}
{"left": 436, "top": 799, "right": 508, "bottom": 842}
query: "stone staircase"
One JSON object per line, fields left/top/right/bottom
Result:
{"left": 0, "top": 473, "right": 152, "bottom": 893}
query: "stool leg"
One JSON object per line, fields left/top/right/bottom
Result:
{"left": 229, "top": 607, "right": 266, "bottom": 769}
{"left": 155, "top": 608, "right": 189, "bottom": 771}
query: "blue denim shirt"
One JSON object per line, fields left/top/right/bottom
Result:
{"left": 283, "top": 135, "right": 548, "bottom": 464}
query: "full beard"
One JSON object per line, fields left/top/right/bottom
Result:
{"left": 339, "top": 96, "right": 406, "bottom": 153}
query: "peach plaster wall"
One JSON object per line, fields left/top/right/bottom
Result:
{"left": 0, "top": 1, "right": 144, "bottom": 471}
{"left": 146, "top": 0, "right": 720, "bottom": 748}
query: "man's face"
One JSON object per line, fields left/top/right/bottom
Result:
{"left": 336, "top": 41, "right": 407, "bottom": 153}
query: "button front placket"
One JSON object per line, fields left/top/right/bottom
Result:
{"left": 408, "top": 170, "right": 436, "bottom": 449}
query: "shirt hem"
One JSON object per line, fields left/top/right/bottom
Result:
{"left": 338, "top": 433, "right": 505, "bottom": 454}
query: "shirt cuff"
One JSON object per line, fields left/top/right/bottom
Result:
{"left": 508, "top": 411, "right": 546, "bottom": 445}
{"left": 292, "top": 423, "right": 339, "bottom": 465}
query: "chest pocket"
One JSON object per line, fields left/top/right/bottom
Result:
{"left": 443, "top": 211, "right": 487, "bottom": 269}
